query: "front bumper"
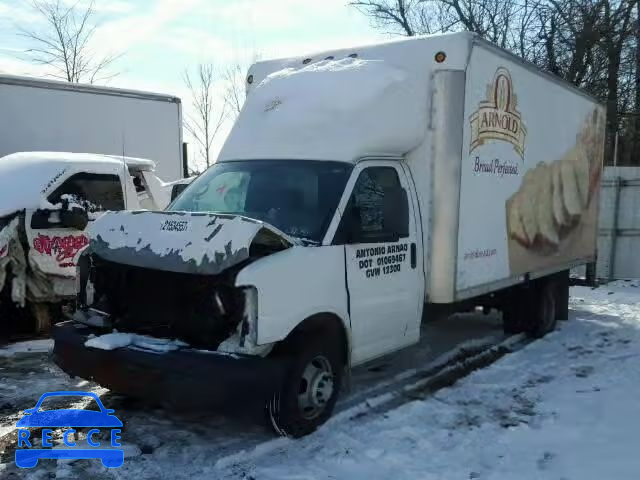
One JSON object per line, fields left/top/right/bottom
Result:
{"left": 52, "top": 321, "right": 286, "bottom": 412}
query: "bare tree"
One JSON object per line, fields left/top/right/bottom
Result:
{"left": 221, "top": 53, "right": 261, "bottom": 120}
{"left": 350, "top": 0, "right": 639, "bottom": 165}
{"left": 20, "top": 0, "right": 119, "bottom": 83}
{"left": 183, "top": 63, "right": 227, "bottom": 171}
{"left": 221, "top": 63, "right": 248, "bottom": 119}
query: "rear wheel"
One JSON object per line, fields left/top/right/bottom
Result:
{"left": 502, "top": 276, "right": 558, "bottom": 337}
{"left": 554, "top": 270, "right": 570, "bottom": 322}
{"left": 267, "top": 336, "right": 344, "bottom": 438}
{"left": 528, "top": 279, "right": 557, "bottom": 338}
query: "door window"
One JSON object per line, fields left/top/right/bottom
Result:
{"left": 48, "top": 173, "right": 124, "bottom": 212}
{"left": 336, "top": 167, "right": 409, "bottom": 244}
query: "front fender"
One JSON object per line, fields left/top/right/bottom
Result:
{"left": 235, "top": 246, "right": 349, "bottom": 345}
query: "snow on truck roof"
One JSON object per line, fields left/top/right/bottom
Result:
{"left": 0, "top": 152, "right": 155, "bottom": 218}
{"left": 218, "top": 33, "right": 472, "bottom": 164}
{"left": 218, "top": 32, "right": 601, "bottom": 164}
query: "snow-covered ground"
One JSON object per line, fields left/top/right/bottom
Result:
{"left": 1, "top": 281, "right": 639, "bottom": 479}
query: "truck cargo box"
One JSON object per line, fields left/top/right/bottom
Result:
{"left": 240, "top": 32, "right": 605, "bottom": 304}
{"left": 0, "top": 75, "right": 184, "bottom": 181}
{"left": 423, "top": 35, "right": 604, "bottom": 302}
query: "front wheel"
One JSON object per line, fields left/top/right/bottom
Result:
{"left": 267, "top": 337, "right": 344, "bottom": 438}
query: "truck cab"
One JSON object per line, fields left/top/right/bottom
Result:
{"left": 0, "top": 152, "right": 184, "bottom": 334}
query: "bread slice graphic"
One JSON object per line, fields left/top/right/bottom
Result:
{"left": 560, "top": 157, "right": 582, "bottom": 217}
{"left": 551, "top": 161, "right": 568, "bottom": 228}
{"left": 506, "top": 108, "right": 602, "bottom": 256}
{"left": 517, "top": 167, "right": 540, "bottom": 243}
{"left": 570, "top": 146, "right": 590, "bottom": 209}
{"left": 535, "top": 163, "right": 559, "bottom": 245}
{"left": 508, "top": 193, "right": 529, "bottom": 246}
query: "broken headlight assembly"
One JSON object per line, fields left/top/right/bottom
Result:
{"left": 239, "top": 286, "right": 259, "bottom": 348}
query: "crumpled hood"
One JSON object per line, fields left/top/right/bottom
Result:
{"left": 88, "top": 210, "right": 295, "bottom": 275}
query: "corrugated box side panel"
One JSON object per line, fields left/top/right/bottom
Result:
{"left": 597, "top": 167, "right": 640, "bottom": 279}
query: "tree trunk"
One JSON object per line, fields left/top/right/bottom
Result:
{"left": 605, "top": 53, "right": 621, "bottom": 166}
{"left": 634, "top": 0, "right": 640, "bottom": 163}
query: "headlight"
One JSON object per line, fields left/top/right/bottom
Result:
{"left": 240, "top": 286, "right": 258, "bottom": 347}
{"left": 75, "top": 253, "right": 94, "bottom": 308}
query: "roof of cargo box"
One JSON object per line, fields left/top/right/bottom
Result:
{"left": 218, "top": 32, "right": 473, "bottom": 164}
{"left": 218, "top": 32, "right": 603, "bottom": 164}
{"left": 0, "top": 73, "right": 181, "bottom": 103}
{"left": 0, "top": 152, "right": 155, "bottom": 217}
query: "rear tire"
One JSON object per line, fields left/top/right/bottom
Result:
{"left": 267, "top": 335, "right": 344, "bottom": 438}
{"left": 554, "top": 270, "right": 570, "bottom": 321}
{"left": 528, "top": 279, "right": 557, "bottom": 338}
{"left": 502, "top": 276, "right": 559, "bottom": 337}
{"left": 502, "top": 287, "right": 533, "bottom": 335}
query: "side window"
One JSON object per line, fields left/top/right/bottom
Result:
{"left": 336, "top": 167, "right": 409, "bottom": 244}
{"left": 48, "top": 173, "right": 124, "bottom": 212}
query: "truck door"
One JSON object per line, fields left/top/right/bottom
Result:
{"left": 334, "top": 161, "right": 423, "bottom": 365}
{"left": 26, "top": 172, "right": 125, "bottom": 279}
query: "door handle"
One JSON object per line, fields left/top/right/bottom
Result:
{"left": 410, "top": 243, "right": 416, "bottom": 269}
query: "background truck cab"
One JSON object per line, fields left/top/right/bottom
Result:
{"left": 0, "top": 152, "right": 188, "bottom": 335}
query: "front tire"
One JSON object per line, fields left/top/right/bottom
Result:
{"left": 267, "top": 336, "right": 344, "bottom": 438}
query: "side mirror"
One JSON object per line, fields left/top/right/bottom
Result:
{"left": 171, "top": 183, "right": 189, "bottom": 201}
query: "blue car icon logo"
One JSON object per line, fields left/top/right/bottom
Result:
{"left": 15, "top": 391, "right": 124, "bottom": 468}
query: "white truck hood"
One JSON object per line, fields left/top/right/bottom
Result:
{"left": 88, "top": 210, "right": 295, "bottom": 275}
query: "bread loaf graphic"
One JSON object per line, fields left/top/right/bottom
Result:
{"left": 506, "top": 109, "right": 603, "bottom": 253}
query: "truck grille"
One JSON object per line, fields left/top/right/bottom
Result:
{"left": 90, "top": 257, "right": 242, "bottom": 348}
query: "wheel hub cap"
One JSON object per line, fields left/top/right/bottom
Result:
{"left": 298, "top": 355, "right": 334, "bottom": 419}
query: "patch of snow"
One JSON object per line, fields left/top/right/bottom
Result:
{"left": 217, "top": 332, "right": 271, "bottom": 357}
{"left": 0, "top": 339, "right": 53, "bottom": 357}
{"left": 84, "top": 332, "right": 133, "bottom": 350}
{"left": 88, "top": 211, "right": 294, "bottom": 274}
{"left": 219, "top": 58, "right": 427, "bottom": 162}
{"left": 84, "top": 332, "right": 188, "bottom": 352}
{"left": 210, "top": 281, "right": 640, "bottom": 480}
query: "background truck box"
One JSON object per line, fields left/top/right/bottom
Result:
{"left": 0, "top": 75, "right": 184, "bottom": 181}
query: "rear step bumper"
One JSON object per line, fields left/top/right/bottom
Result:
{"left": 52, "top": 321, "right": 286, "bottom": 412}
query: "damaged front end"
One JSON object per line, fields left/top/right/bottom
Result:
{"left": 77, "top": 210, "right": 293, "bottom": 349}
{"left": 53, "top": 210, "right": 293, "bottom": 408}
{"left": 77, "top": 255, "right": 254, "bottom": 349}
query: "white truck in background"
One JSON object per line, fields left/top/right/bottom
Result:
{"left": 0, "top": 152, "right": 189, "bottom": 335}
{"left": 0, "top": 74, "right": 185, "bottom": 181}
{"left": 54, "top": 33, "right": 605, "bottom": 437}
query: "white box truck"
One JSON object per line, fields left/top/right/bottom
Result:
{"left": 53, "top": 32, "right": 605, "bottom": 437}
{"left": 0, "top": 74, "right": 184, "bottom": 181}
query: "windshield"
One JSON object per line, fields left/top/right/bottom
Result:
{"left": 169, "top": 160, "right": 352, "bottom": 243}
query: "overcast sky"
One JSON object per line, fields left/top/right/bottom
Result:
{"left": 0, "top": 0, "right": 387, "bottom": 167}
